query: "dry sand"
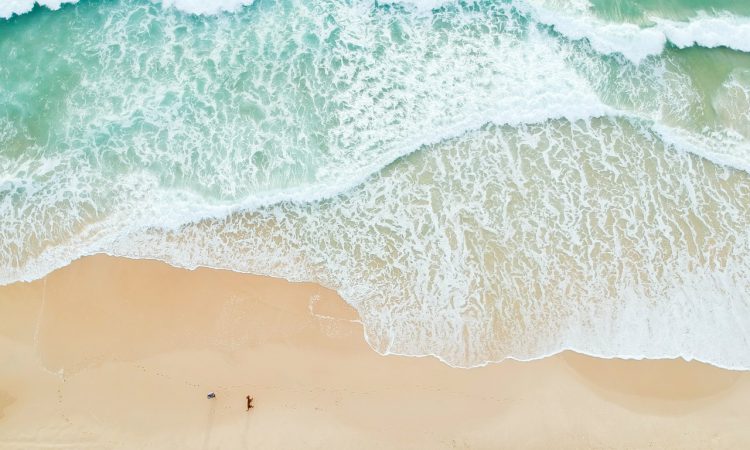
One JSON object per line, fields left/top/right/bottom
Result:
{"left": 1, "top": 254, "right": 749, "bottom": 449}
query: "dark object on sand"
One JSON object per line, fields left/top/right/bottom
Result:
{"left": 207, "top": 392, "right": 216, "bottom": 399}
{"left": 246, "top": 395, "right": 254, "bottom": 410}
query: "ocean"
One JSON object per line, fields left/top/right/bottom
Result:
{"left": 1, "top": 0, "right": 749, "bottom": 368}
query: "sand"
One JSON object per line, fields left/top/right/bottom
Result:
{"left": 1, "top": 254, "right": 749, "bottom": 449}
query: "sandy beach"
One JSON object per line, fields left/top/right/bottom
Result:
{"left": 1, "top": 254, "right": 749, "bottom": 449}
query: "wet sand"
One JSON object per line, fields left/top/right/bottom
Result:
{"left": 1, "top": 254, "right": 749, "bottom": 449}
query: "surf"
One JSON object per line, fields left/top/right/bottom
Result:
{"left": 525, "top": 0, "right": 750, "bottom": 64}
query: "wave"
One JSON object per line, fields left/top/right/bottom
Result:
{"left": 0, "top": 0, "right": 255, "bottom": 19}
{"left": 0, "top": 0, "right": 68, "bottom": 19}
{"left": 523, "top": 1, "right": 750, "bottom": 63}
{"left": 5, "top": 0, "right": 750, "bottom": 64}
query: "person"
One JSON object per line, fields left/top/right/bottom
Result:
{"left": 246, "top": 395, "right": 254, "bottom": 411}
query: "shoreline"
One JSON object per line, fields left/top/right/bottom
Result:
{"left": 2, "top": 254, "right": 750, "bottom": 448}
{"left": 12, "top": 251, "right": 746, "bottom": 372}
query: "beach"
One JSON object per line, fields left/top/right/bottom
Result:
{"left": 1, "top": 254, "right": 749, "bottom": 449}
{"left": 3, "top": 0, "right": 750, "bottom": 448}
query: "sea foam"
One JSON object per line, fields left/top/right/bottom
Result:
{"left": 0, "top": 0, "right": 72, "bottom": 19}
{"left": 4, "top": 0, "right": 750, "bottom": 64}
{"left": 524, "top": 1, "right": 750, "bottom": 63}
{"left": 0, "top": 0, "right": 255, "bottom": 19}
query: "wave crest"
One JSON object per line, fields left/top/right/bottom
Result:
{"left": 0, "top": 0, "right": 255, "bottom": 19}
{"left": 524, "top": 1, "right": 750, "bottom": 63}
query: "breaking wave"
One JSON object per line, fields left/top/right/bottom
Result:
{"left": 0, "top": 0, "right": 255, "bottom": 19}
{"left": 525, "top": 0, "right": 750, "bottom": 63}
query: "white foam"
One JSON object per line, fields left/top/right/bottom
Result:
{"left": 156, "top": 0, "right": 255, "bottom": 15}
{"left": 658, "top": 14, "right": 750, "bottom": 53}
{"left": 652, "top": 123, "right": 750, "bottom": 174}
{"left": 0, "top": 0, "right": 254, "bottom": 19}
{"left": 0, "top": 0, "right": 76, "bottom": 19}
{"left": 378, "top": 0, "right": 456, "bottom": 13}
{"left": 5, "top": 0, "right": 750, "bottom": 64}
{"left": 523, "top": 1, "right": 750, "bottom": 63}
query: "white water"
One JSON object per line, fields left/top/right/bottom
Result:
{"left": 524, "top": 0, "right": 750, "bottom": 63}
{"left": 0, "top": 0, "right": 256, "bottom": 19}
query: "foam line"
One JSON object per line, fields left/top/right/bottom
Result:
{"left": 522, "top": 2, "right": 750, "bottom": 63}
{"left": 0, "top": 0, "right": 255, "bottom": 19}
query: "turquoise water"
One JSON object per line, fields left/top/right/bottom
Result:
{"left": 2, "top": 0, "right": 750, "bottom": 367}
